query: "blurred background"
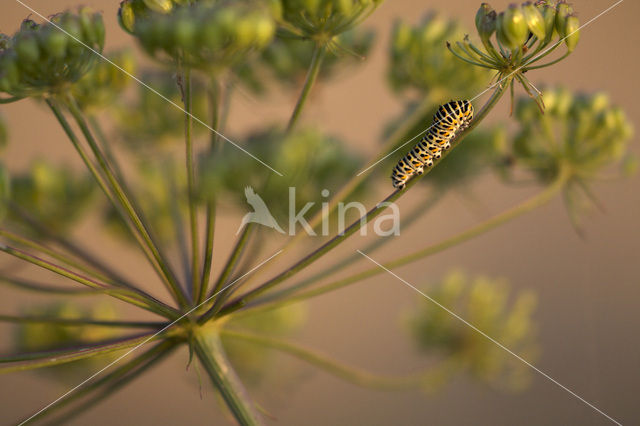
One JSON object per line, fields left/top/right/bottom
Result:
{"left": 1, "top": 0, "right": 638, "bottom": 424}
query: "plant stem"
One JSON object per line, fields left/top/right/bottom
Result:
{"left": 248, "top": 172, "right": 568, "bottom": 313}
{"left": 63, "top": 98, "right": 188, "bottom": 308}
{"left": 0, "top": 245, "right": 177, "bottom": 319}
{"left": 8, "top": 202, "right": 139, "bottom": 290}
{"left": 0, "top": 276, "right": 98, "bottom": 295}
{"left": 199, "top": 223, "right": 254, "bottom": 322}
{"left": 217, "top": 85, "right": 509, "bottom": 318}
{"left": 221, "top": 329, "right": 425, "bottom": 391}
{"left": 199, "top": 80, "right": 222, "bottom": 304}
{"left": 0, "top": 314, "right": 166, "bottom": 329}
{"left": 193, "top": 327, "right": 263, "bottom": 426}
{"left": 0, "top": 332, "right": 156, "bottom": 373}
{"left": 256, "top": 190, "right": 444, "bottom": 306}
{"left": 286, "top": 42, "right": 326, "bottom": 134}
{"left": 181, "top": 68, "right": 200, "bottom": 302}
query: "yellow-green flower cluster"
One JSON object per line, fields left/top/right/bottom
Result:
{"left": 280, "top": 0, "right": 383, "bottom": 40}
{"left": 128, "top": 1, "right": 277, "bottom": 70}
{"left": 71, "top": 50, "right": 136, "bottom": 112}
{"left": 513, "top": 88, "right": 634, "bottom": 184}
{"left": 116, "top": 72, "right": 208, "bottom": 148}
{"left": 8, "top": 160, "right": 95, "bottom": 234}
{"left": 389, "top": 13, "right": 491, "bottom": 98}
{"left": 449, "top": 1, "right": 581, "bottom": 111}
{"left": 0, "top": 8, "right": 104, "bottom": 98}
{"left": 511, "top": 88, "right": 634, "bottom": 229}
{"left": 407, "top": 271, "right": 538, "bottom": 390}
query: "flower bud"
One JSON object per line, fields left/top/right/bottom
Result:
{"left": 536, "top": 2, "right": 557, "bottom": 41}
{"left": 621, "top": 154, "right": 639, "bottom": 178}
{"left": 475, "top": 3, "right": 497, "bottom": 41}
{"left": 563, "top": 15, "right": 580, "bottom": 52}
{"left": 42, "top": 29, "right": 68, "bottom": 59}
{"left": 500, "top": 4, "right": 529, "bottom": 49}
{"left": 118, "top": 0, "right": 136, "bottom": 33}
{"left": 143, "top": 0, "right": 173, "bottom": 14}
{"left": 14, "top": 34, "right": 41, "bottom": 64}
{"left": 554, "top": 1, "right": 573, "bottom": 35}
{"left": 522, "top": 2, "right": 546, "bottom": 40}
{"left": 20, "top": 19, "right": 39, "bottom": 32}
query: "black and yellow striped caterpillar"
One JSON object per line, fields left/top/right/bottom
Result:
{"left": 391, "top": 100, "right": 474, "bottom": 189}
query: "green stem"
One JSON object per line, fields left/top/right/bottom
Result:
{"left": 199, "top": 223, "right": 254, "bottom": 322}
{"left": 524, "top": 50, "right": 571, "bottom": 70}
{"left": 181, "top": 68, "right": 200, "bottom": 302}
{"left": 193, "top": 328, "right": 263, "bottom": 426}
{"left": 0, "top": 245, "right": 177, "bottom": 319}
{"left": 257, "top": 190, "right": 444, "bottom": 306}
{"left": 249, "top": 172, "right": 567, "bottom": 313}
{"left": 0, "top": 333, "right": 156, "bottom": 373}
{"left": 88, "top": 114, "right": 125, "bottom": 181}
{"left": 64, "top": 97, "right": 188, "bottom": 308}
{"left": 221, "top": 329, "right": 425, "bottom": 391}
{"left": 8, "top": 202, "right": 140, "bottom": 290}
{"left": 0, "top": 314, "right": 166, "bottom": 329}
{"left": 286, "top": 42, "right": 326, "bottom": 134}
{"left": 199, "top": 80, "right": 222, "bottom": 304}
{"left": 217, "top": 85, "right": 509, "bottom": 318}
{"left": 0, "top": 276, "right": 98, "bottom": 295}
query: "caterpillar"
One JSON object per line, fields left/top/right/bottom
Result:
{"left": 391, "top": 100, "right": 474, "bottom": 189}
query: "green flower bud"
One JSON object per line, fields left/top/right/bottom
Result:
{"left": 172, "top": 17, "right": 196, "bottom": 49}
{"left": 563, "top": 15, "right": 580, "bottom": 52}
{"left": 536, "top": 2, "right": 557, "bottom": 41}
{"left": 42, "top": 29, "right": 68, "bottom": 59}
{"left": 475, "top": 3, "right": 497, "bottom": 41}
{"left": 20, "top": 19, "right": 39, "bottom": 32}
{"left": 118, "top": 0, "right": 137, "bottom": 33}
{"left": 500, "top": 4, "right": 529, "bottom": 49}
{"left": 143, "top": 0, "right": 173, "bottom": 14}
{"left": 554, "top": 1, "right": 573, "bottom": 35}
{"left": 14, "top": 34, "right": 40, "bottom": 64}
{"left": 522, "top": 2, "right": 546, "bottom": 40}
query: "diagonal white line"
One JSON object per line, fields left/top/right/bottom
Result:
{"left": 13, "top": 0, "right": 284, "bottom": 177}
{"left": 357, "top": 0, "right": 625, "bottom": 176}
{"left": 18, "top": 249, "right": 284, "bottom": 425}
{"left": 357, "top": 250, "right": 622, "bottom": 425}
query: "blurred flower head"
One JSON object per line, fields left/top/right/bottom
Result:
{"left": 510, "top": 88, "right": 634, "bottom": 229}
{"left": 71, "top": 50, "right": 136, "bottom": 112}
{"left": 14, "top": 302, "right": 120, "bottom": 383}
{"left": 8, "top": 160, "right": 95, "bottom": 234}
{"left": 220, "top": 304, "right": 308, "bottom": 384}
{"left": 389, "top": 12, "right": 491, "bottom": 99}
{"left": 126, "top": 0, "right": 277, "bottom": 71}
{"left": 0, "top": 8, "right": 104, "bottom": 98}
{"left": 279, "top": 0, "right": 383, "bottom": 41}
{"left": 115, "top": 71, "right": 208, "bottom": 149}
{"left": 407, "top": 271, "right": 538, "bottom": 390}
{"left": 199, "top": 127, "right": 364, "bottom": 221}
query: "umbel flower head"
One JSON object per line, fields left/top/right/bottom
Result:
{"left": 448, "top": 1, "right": 581, "bottom": 112}
{"left": 71, "top": 50, "right": 136, "bottom": 112}
{"left": 280, "top": 0, "right": 383, "bottom": 41}
{"left": 407, "top": 271, "right": 538, "bottom": 390}
{"left": 510, "top": 88, "right": 634, "bottom": 229}
{"left": 0, "top": 8, "right": 104, "bottom": 98}
{"left": 389, "top": 12, "right": 491, "bottom": 99}
{"left": 125, "top": 0, "right": 277, "bottom": 71}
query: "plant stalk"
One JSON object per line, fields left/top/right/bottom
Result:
{"left": 286, "top": 42, "right": 327, "bottom": 134}
{"left": 193, "top": 328, "right": 263, "bottom": 426}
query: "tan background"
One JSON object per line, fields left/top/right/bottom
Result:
{"left": 1, "top": 0, "right": 639, "bottom": 424}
